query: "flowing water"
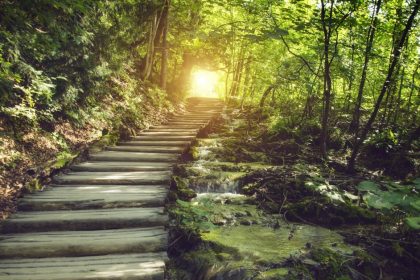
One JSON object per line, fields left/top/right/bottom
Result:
{"left": 173, "top": 124, "right": 359, "bottom": 279}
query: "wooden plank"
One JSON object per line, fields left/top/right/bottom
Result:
{"left": 53, "top": 171, "right": 171, "bottom": 185}
{"left": 106, "top": 146, "right": 185, "bottom": 154}
{"left": 89, "top": 151, "right": 179, "bottom": 162}
{"left": 19, "top": 185, "right": 168, "bottom": 210}
{"left": 1, "top": 207, "right": 167, "bottom": 233}
{"left": 71, "top": 161, "right": 173, "bottom": 172}
{"left": 138, "top": 131, "right": 196, "bottom": 136}
{"left": 118, "top": 140, "right": 190, "bottom": 146}
{"left": 130, "top": 135, "right": 195, "bottom": 141}
{"left": 0, "top": 252, "right": 166, "bottom": 280}
{"left": 0, "top": 227, "right": 167, "bottom": 258}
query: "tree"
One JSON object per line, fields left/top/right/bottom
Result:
{"left": 347, "top": 0, "right": 420, "bottom": 171}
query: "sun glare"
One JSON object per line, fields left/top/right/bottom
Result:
{"left": 190, "top": 70, "right": 219, "bottom": 97}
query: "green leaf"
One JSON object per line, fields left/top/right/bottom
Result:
{"left": 356, "top": 181, "right": 380, "bottom": 192}
{"left": 412, "top": 178, "right": 420, "bottom": 190}
{"left": 405, "top": 217, "right": 420, "bottom": 230}
{"left": 410, "top": 200, "right": 420, "bottom": 212}
{"left": 363, "top": 192, "right": 394, "bottom": 210}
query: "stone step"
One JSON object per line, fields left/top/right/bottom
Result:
{"left": 1, "top": 207, "right": 167, "bottom": 233}
{"left": 90, "top": 151, "right": 179, "bottom": 162}
{"left": 0, "top": 252, "right": 167, "bottom": 280}
{"left": 71, "top": 161, "right": 173, "bottom": 172}
{"left": 0, "top": 226, "right": 167, "bottom": 258}
{"left": 107, "top": 145, "right": 185, "bottom": 154}
{"left": 131, "top": 135, "right": 195, "bottom": 141}
{"left": 18, "top": 185, "right": 168, "bottom": 211}
{"left": 53, "top": 171, "right": 171, "bottom": 185}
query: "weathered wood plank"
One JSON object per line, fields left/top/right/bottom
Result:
{"left": 0, "top": 252, "right": 166, "bottom": 280}
{"left": 130, "top": 135, "right": 195, "bottom": 141}
{"left": 106, "top": 145, "right": 185, "bottom": 154}
{"left": 89, "top": 151, "right": 179, "bottom": 162}
{"left": 18, "top": 185, "right": 168, "bottom": 210}
{"left": 0, "top": 227, "right": 167, "bottom": 258}
{"left": 1, "top": 208, "right": 167, "bottom": 233}
{"left": 54, "top": 171, "right": 171, "bottom": 185}
{"left": 71, "top": 161, "right": 173, "bottom": 172}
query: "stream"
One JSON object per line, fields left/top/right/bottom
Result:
{"left": 168, "top": 113, "right": 360, "bottom": 280}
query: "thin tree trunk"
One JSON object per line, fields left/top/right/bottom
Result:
{"left": 160, "top": 0, "right": 170, "bottom": 90}
{"left": 229, "top": 45, "right": 245, "bottom": 98}
{"left": 349, "top": 0, "right": 381, "bottom": 133}
{"left": 392, "top": 67, "right": 405, "bottom": 126}
{"left": 259, "top": 85, "right": 275, "bottom": 108}
{"left": 320, "top": 0, "right": 334, "bottom": 159}
{"left": 407, "top": 64, "right": 419, "bottom": 114}
{"left": 347, "top": 0, "right": 420, "bottom": 172}
{"left": 240, "top": 57, "right": 252, "bottom": 109}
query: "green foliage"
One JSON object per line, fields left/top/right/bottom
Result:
{"left": 356, "top": 179, "right": 420, "bottom": 229}
{"left": 0, "top": 0, "right": 171, "bottom": 134}
{"left": 52, "top": 151, "right": 77, "bottom": 169}
{"left": 405, "top": 216, "right": 420, "bottom": 230}
{"left": 356, "top": 180, "right": 420, "bottom": 213}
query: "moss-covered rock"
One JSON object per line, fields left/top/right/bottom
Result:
{"left": 171, "top": 176, "right": 197, "bottom": 201}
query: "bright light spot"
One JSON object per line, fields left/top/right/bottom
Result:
{"left": 190, "top": 70, "right": 219, "bottom": 97}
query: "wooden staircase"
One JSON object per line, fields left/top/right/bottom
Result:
{"left": 0, "top": 97, "right": 223, "bottom": 280}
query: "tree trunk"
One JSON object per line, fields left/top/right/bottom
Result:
{"left": 259, "top": 85, "right": 275, "bottom": 108}
{"left": 229, "top": 45, "right": 245, "bottom": 99}
{"left": 142, "top": 11, "right": 162, "bottom": 81}
{"left": 160, "top": 0, "right": 170, "bottom": 90}
{"left": 392, "top": 67, "right": 405, "bottom": 126}
{"left": 347, "top": 0, "right": 420, "bottom": 172}
{"left": 320, "top": 0, "right": 334, "bottom": 159}
{"left": 349, "top": 0, "right": 381, "bottom": 133}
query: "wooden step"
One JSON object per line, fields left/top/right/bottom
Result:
{"left": 53, "top": 171, "right": 171, "bottom": 185}
{"left": 165, "top": 121, "right": 207, "bottom": 126}
{"left": 71, "top": 161, "right": 173, "bottom": 172}
{"left": 150, "top": 124, "right": 204, "bottom": 129}
{"left": 138, "top": 131, "right": 196, "bottom": 136}
{"left": 0, "top": 227, "right": 167, "bottom": 258}
{"left": 144, "top": 128, "right": 198, "bottom": 133}
{"left": 106, "top": 146, "right": 185, "bottom": 154}
{"left": 1, "top": 207, "right": 167, "bottom": 233}
{"left": 169, "top": 117, "right": 210, "bottom": 121}
{"left": 18, "top": 185, "right": 168, "bottom": 211}
{"left": 90, "top": 151, "right": 179, "bottom": 162}
{"left": 0, "top": 252, "right": 167, "bottom": 280}
{"left": 131, "top": 136, "right": 195, "bottom": 141}
{"left": 118, "top": 140, "right": 190, "bottom": 146}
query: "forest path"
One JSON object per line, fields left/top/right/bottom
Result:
{"left": 0, "top": 97, "right": 223, "bottom": 280}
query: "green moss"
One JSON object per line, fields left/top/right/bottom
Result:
{"left": 89, "top": 132, "right": 120, "bottom": 153}
{"left": 171, "top": 176, "right": 197, "bottom": 201}
{"left": 257, "top": 268, "right": 289, "bottom": 279}
{"left": 202, "top": 224, "right": 354, "bottom": 265}
{"left": 24, "top": 178, "right": 42, "bottom": 193}
{"left": 52, "top": 151, "right": 77, "bottom": 169}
